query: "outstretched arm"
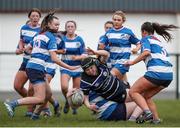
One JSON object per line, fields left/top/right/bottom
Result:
{"left": 125, "top": 50, "right": 150, "bottom": 66}
{"left": 71, "top": 54, "right": 88, "bottom": 61}
{"left": 131, "top": 43, "right": 141, "bottom": 54}
{"left": 84, "top": 95, "right": 98, "bottom": 112}
{"left": 86, "top": 47, "right": 110, "bottom": 63}
{"left": 15, "top": 40, "right": 25, "bottom": 55}
{"left": 87, "top": 47, "right": 109, "bottom": 57}
{"left": 50, "top": 51, "right": 79, "bottom": 70}
{"left": 56, "top": 49, "right": 66, "bottom": 54}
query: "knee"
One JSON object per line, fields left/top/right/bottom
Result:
{"left": 46, "top": 91, "right": 52, "bottom": 100}
{"left": 61, "top": 85, "right": 68, "bottom": 92}
{"left": 128, "top": 89, "right": 134, "bottom": 99}
{"left": 14, "top": 84, "right": 21, "bottom": 92}
{"left": 27, "top": 88, "right": 34, "bottom": 96}
{"left": 38, "top": 97, "right": 46, "bottom": 104}
{"left": 144, "top": 94, "right": 151, "bottom": 100}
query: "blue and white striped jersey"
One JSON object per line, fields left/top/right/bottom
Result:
{"left": 26, "top": 31, "right": 57, "bottom": 72}
{"left": 60, "top": 35, "right": 86, "bottom": 66}
{"left": 101, "top": 27, "right": 139, "bottom": 68}
{"left": 80, "top": 64, "right": 127, "bottom": 102}
{"left": 141, "top": 35, "right": 173, "bottom": 80}
{"left": 45, "top": 32, "right": 64, "bottom": 76}
{"left": 19, "top": 24, "right": 40, "bottom": 63}
{"left": 89, "top": 91, "right": 118, "bottom": 120}
{"left": 98, "top": 35, "right": 110, "bottom": 51}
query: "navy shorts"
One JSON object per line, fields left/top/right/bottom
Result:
{"left": 110, "top": 90, "right": 127, "bottom": 103}
{"left": 26, "top": 68, "right": 46, "bottom": 84}
{"left": 108, "top": 80, "right": 127, "bottom": 103}
{"left": 144, "top": 75, "right": 172, "bottom": 88}
{"left": 106, "top": 103, "right": 126, "bottom": 121}
{"left": 19, "top": 62, "right": 27, "bottom": 71}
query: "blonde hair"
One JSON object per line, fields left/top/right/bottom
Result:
{"left": 112, "top": 10, "right": 126, "bottom": 22}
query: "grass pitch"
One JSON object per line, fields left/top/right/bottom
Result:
{"left": 0, "top": 100, "right": 180, "bottom": 127}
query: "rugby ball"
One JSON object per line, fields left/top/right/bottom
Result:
{"left": 68, "top": 89, "right": 84, "bottom": 108}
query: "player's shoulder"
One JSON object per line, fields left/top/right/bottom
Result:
{"left": 20, "top": 24, "right": 29, "bottom": 30}
{"left": 122, "top": 27, "right": 134, "bottom": 34}
{"left": 45, "top": 31, "right": 56, "bottom": 38}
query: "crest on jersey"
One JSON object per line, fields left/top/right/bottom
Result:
{"left": 122, "top": 94, "right": 125, "bottom": 98}
{"left": 76, "top": 42, "right": 81, "bottom": 47}
{"left": 103, "top": 71, "right": 107, "bottom": 76}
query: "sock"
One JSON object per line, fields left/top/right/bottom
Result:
{"left": 53, "top": 100, "right": 58, "bottom": 107}
{"left": 129, "top": 116, "right": 137, "bottom": 121}
{"left": 31, "top": 113, "right": 40, "bottom": 120}
{"left": 144, "top": 109, "right": 151, "bottom": 114}
{"left": 10, "top": 100, "right": 19, "bottom": 109}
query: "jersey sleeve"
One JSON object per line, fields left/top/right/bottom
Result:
{"left": 100, "top": 32, "right": 109, "bottom": 45}
{"left": 141, "top": 37, "right": 151, "bottom": 52}
{"left": 129, "top": 30, "right": 140, "bottom": 45}
{"left": 79, "top": 37, "right": 86, "bottom": 54}
{"left": 20, "top": 25, "right": 24, "bottom": 40}
{"left": 97, "top": 35, "right": 110, "bottom": 51}
{"left": 48, "top": 34, "right": 57, "bottom": 51}
{"left": 57, "top": 39, "right": 65, "bottom": 50}
{"left": 29, "top": 40, "right": 34, "bottom": 47}
{"left": 80, "top": 80, "right": 91, "bottom": 95}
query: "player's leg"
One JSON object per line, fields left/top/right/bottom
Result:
{"left": 143, "top": 86, "right": 163, "bottom": 123}
{"left": 71, "top": 76, "right": 81, "bottom": 115}
{"left": 127, "top": 102, "right": 142, "bottom": 121}
{"left": 129, "top": 77, "right": 154, "bottom": 123}
{"left": 46, "top": 74, "right": 61, "bottom": 117}
{"left": 14, "top": 71, "right": 28, "bottom": 97}
{"left": 4, "top": 82, "right": 46, "bottom": 118}
{"left": 61, "top": 74, "right": 71, "bottom": 114}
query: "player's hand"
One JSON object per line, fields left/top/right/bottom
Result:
{"left": 98, "top": 44, "right": 105, "bottom": 50}
{"left": 62, "top": 49, "right": 66, "bottom": 54}
{"left": 69, "top": 65, "right": 80, "bottom": 70}
{"left": 89, "top": 104, "right": 99, "bottom": 112}
{"left": 124, "top": 61, "right": 134, "bottom": 67}
{"left": 131, "top": 48, "right": 138, "bottom": 54}
{"left": 71, "top": 55, "right": 78, "bottom": 60}
{"left": 16, "top": 48, "right": 24, "bottom": 55}
{"left": 66, "top": 88, "right": 77, "bottom": 97}
{"left": 86, "top": 47, "right": 96, "bottom": 55}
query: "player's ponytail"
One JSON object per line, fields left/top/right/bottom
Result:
{"left": 40, "top": 11, "right": 58, "bottom": 33}
{"left": 141, "top": 22, "right": 178, "bottom": 42}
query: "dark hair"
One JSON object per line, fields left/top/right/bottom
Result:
{"left": 28, "top": 8, "right": 41, "bottom": 18}
{"left": 105, "top": 21, "right": 113, "bottom": 26}
{"left": 60, "top": 31, "right": 67, "bottom": 35}
{"left": 40, "top": 11, "right": 59, "bottom": 33}
{"left": 141, "top": 22, "right": 179, "bottom": 42}
{"left": 25, "top": 20, "right": 31, "bottom": 25}
{"left": 65, "top": 20, "right": 77, "bottom": 29}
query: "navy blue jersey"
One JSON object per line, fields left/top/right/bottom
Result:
{"left": 80, "top": 63, "right": 127, "bottom": 103}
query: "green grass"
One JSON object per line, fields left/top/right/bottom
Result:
{"left": 0, "top": 100, "right": 180, "bottom": 127}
